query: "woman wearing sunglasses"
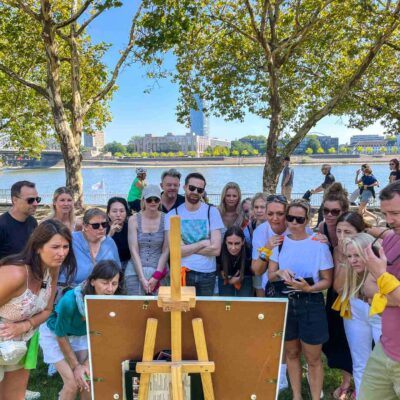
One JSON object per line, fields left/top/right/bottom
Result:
{"left": 317, "top": 183, "right": 353, "bottom": 400}
{"left": 127, "top": 185, "right": 169, "bottom": 295}
{"left": 268, "top": 199, "right": 333, "bottom": 400}
{"left": 389, "top": 158, "right": 400, "bottom": 183}
{"left": 69, "top": 208, "right": 120, "bottom": 285}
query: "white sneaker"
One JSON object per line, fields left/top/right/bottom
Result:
{"left": 25, "top": 390, "right": 41, "bottom": 400}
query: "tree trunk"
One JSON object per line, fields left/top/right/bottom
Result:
{"left": 262, "top": 147, "right": 283, "bottom": 195}
{"left": 58, "top": 131, "right": 84, "bottom": 209}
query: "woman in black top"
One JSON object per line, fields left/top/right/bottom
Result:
{"left": 106, "top": 197, "right": 131, "bottom": 273}
{"left": 389, "top": 158, "right": 400, "bottom": 183}
{"left": 217, "top": 226, "right": 253, "bottom": 297}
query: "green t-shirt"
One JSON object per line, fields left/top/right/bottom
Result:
{"left": 127, "top": 177, "right": 145, "bottom": 202}
{"left": 47, "top": 289, "right": 87, "bottom": 337}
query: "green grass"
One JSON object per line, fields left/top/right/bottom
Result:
{"left": 30, "top": 352, "right": 348, "bottom": 399}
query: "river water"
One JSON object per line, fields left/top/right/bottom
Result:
{"left": 0, "top": 163, "right": 393, "bottom": 204}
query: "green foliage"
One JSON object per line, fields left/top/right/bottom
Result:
{"left": 339, "top": 146, "right": 349, "bottom": 153}
{"left": 103, "top": 141, "right": 126, "bottom": 155}
{"left": 328, "top": 147, "right": 336, "bottom": 154}
{"left": 317, "top": 147, "right": 324, "bottom": 154}
{"left": 356, "top": 146, "right": 363, "bottom": 153}
{"left": 114, "top": 151, "right": 124, "bottom": 158}
{"left": 307, "top": 136, "right": 321, "bottom": 154}
{"left": 252, "top": 149, "right": 259, "bottom": 156}
{"left": 231, "top": 149, "right": 239, "bottom": 156}
{"left": 231, "top": 140, "right": 254, "bottom": 154}
{"left": 187, "top": 150, "right": 197, "bottom": 157}
{"left": 141, "top": 152, "right": 149, "bottom": 158}
{"left": 177, "top": 151, "right": 185, "bottom": 157}
{"left": 305, "top": 148, "right": 313, "bottom": 155}
{"left": 380, "top": 146, "right": 387, "bottom": 153}
{"left": 392, "top": 146, "right": 398, "bottom": 154}
{"left": 366, "top": 146, "right": 373, "bottom": 154}
{"left": 241, "top": 149, "right": 249, "bottom": 156}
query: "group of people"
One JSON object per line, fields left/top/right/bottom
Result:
{"left": 0, "top": 161, "right": 399, "bottom": 400}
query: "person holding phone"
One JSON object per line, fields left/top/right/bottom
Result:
{"left": 268, "top": 199, "right": 333, "bottom": 400}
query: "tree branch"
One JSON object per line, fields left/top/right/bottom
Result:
{"left": 82, "top": 3, "right": 143, "bottom": 115}
{"left": 8, "top": 0, "right": 41, "bottom": 22}
{"left": 55, "top": 0, "right": 93, "bottom": 29}
{"left": 0, "top": 63, "right": 49, "bottom": 100}
{"left": 76, "top": 7, "right": 106, "bottom": 36}
{"left": 286, "top": 1, "right": 400, "bottom": 154}
{"left": 385, "top": 40, "right": 400, "bottom": 51}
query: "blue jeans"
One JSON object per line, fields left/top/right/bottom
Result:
{"left": 185, "top": 271, "right": 216, "bottom": 296}
{"left": 218, "top": 276, "right": 254, "bottom": 297}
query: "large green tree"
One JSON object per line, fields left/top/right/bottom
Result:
{"left": 0, "top": 0, "right": 145, "bottom": 207}
{"left": 143, "top": 0, "right": 400, "bottom": 193}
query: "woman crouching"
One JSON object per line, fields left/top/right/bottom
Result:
{"left": 39, "top": 260, "right": 123, "bottom": 400}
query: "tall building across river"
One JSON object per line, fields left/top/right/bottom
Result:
{"left": 190, "top": 95, "right": 209, "bottom": 137}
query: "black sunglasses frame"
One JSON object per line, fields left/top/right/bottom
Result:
{"left": 145, "top": 197, "right": 160, "bottom": 204}
{"left": 286, "top": 214, "right": 306, "bottom": 224}
{"left": 19, "top": 196, "right": 41, "bottom": 205}
{"left": 323, "top": 208, "right": 342, "bottom": 217}
{"left": 188, "top": 185, "right": 205, "bottom": 194}
{"left": 88, "top": 222, "right": 108, "bottom": 230}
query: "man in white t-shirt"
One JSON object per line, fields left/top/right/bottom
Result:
{"left": 165, "top": 172, "right": 224, "bottom": 296}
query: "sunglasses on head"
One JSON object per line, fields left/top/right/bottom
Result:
{"left": 188, "top": 185, "right": 205, "bottom": 194}
{"left": 323, "top": 208, "right": 341, "bottom": 217}
{"left": 19, "top": 196, "right": 41, "bottom": 204}
{"left": 88, "top": 222, "right": 108, "bottom": 229}
{"left": 145, "top": 197, "right": 160, "bottom": 204}
{"left": 286, "top": 214, "right": 306, "bottom": 224}
{"left": 266, "top": 194, "right": 287, "bottom": 203}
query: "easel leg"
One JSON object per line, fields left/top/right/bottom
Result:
{"left": 192, "top": 318, "right": 215, "bottom": 400}
{"left": 138, "top": 318, "right": 158, "bottom": 400}
{"left": 171, "top": 365, "right": 184, "bottom": 400}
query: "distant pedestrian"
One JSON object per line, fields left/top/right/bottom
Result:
{"left": 0, "top": 181, "right": 39, "bottom": 260}
{"left": 127, "top": 167, "right": 147, "bottom": 212}
{"left": 311, "top": 164, "right": 335, "bottom": 226}
{"left": 355, "top": 166, "right": 379, "bottom": 223}
{"left": 281, "top": 156, "right": 294, "bottom": 201}
{"left": 389, "top": 158, "right": 400, "bottom": 183}
{"left": 160, "top": 168, "right": 185, "bottom": 213}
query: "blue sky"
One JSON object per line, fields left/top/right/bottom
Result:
{"left": 87, "top": 2, "right": 385, "bottom": 146}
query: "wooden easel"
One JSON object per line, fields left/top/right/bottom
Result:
{"left": 136, "top": 216, "right": 215, "bottom": 400}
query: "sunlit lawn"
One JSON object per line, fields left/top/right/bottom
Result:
{"left": 30, "top": 351, "right": 347, "bottom": 399}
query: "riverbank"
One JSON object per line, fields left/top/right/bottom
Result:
{"left": 45, "top": 154, "right": 397, "bottom": 169}
{"left": 0, "top": 154, "right": 396, "bottom": 171}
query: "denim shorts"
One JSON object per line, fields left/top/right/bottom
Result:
{"left": 185, "top": 270, "right": 216, "bottom": 296}
{"left": 285, "top": 292, "right": 329, "bottom": 345}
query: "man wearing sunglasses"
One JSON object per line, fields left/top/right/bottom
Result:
{"left": 359, "top": 181, "right": 400, "bottom": 399}
{"left": 0, "top": 180, "right": 39, "bottom": 259}
{"left": 165, "top": 172, "right": 224, "bottom": 296}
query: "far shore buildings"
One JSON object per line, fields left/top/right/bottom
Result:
{"left": 84, "top": 131, "right": 105, "bottom": 151}
{"left": 133, "top": 132, "right": 230, "bottom": 156}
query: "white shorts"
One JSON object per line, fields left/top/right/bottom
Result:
{"left": 39, "top": 324, "right": 88, "bottom": 364}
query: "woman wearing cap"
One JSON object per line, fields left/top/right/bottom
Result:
{"left": 126, "top": 185, "right": 169, "bottom": 295}
{"left": 127, "top": 167, "right": 147, "bottom": 213}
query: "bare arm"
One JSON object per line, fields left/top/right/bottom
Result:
{"left": 333, "top": 247, "right": 347, "bottom": 293}
{"left": 252, "top": 258, "right": 268, "bottom": 276}
{"left": 181, "top": 239, "right": 209, "bottom": 258}
{"left": 363, "top": 271, "right": 400, "bottom": 306}
{"left": 127, "top": 215, "right": 147, "bottom": 289}
{"left": 196, "top": 229, "right": 222, "bottom": 256}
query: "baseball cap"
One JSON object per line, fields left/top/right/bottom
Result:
{"left": 142, "top": 184, "right": 161, "bottom": 200}
{"left": 136, "top": 167, "right": 147, "bottom": 174}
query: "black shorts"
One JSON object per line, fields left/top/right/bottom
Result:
{"left": 285, "top": 292, "right": 329, "bottom": 345}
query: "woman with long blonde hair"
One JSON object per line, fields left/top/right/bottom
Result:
{"left": 336, "top": 233, "right": 382, "bottom": 398}
{"left": 47, "top": 187, "right": 81, "bottom": 232}
{"left": 218, "top": 182, "right": 243, "bottom": 233}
